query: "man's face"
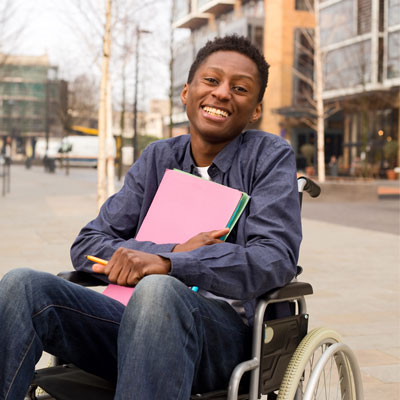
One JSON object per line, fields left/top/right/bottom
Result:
{"left": 180, "top": 51, "right": 262, "bottom": 146}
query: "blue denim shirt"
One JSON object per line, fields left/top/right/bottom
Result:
{"left": 70, "top": 130, "right": 302, "bottom": 325}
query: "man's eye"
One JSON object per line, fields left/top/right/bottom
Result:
{"left": 233, "top": 86, "right": 248, "bottom": 93}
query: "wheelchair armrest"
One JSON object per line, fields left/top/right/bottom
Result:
{"left": 260, "top": 281, "right": 313, "bottom": 301}
{"left": 57, "top": 271, "right": 108, "bottom": 287}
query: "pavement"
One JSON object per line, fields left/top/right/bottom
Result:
{"left": 0, "top": 164, "right": 399, "bottom": 399}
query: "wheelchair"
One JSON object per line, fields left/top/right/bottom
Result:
{"left": 27, "top": 177, "right": 364, "bottom": 400}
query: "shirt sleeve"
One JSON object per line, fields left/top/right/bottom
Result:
{"left": 70, "top": 147, "right": 176, "bottom": 278}
{"left": 161, "top": 141, "right": 302, "bottom": 300}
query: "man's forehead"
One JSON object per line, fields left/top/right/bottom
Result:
{"left": 197, "top": 50, "right": 258, "bottom": 76}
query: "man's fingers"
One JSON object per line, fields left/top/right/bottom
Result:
{"left": 116, "top": 267, "right": 130, "bottom": 286}
{"left": 92, "top": 263, "right": 106, "bottom": 274}
{"left": 210, "top": 228, "right": 230, "bottom": 238}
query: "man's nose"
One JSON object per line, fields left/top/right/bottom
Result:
{"left": 212, "top": 81, "right": 231, "bottom": 100}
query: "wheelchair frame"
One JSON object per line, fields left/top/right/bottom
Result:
{"left": 28, "top": 177, "right": 364, "bottom": 400}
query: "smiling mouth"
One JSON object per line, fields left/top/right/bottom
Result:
{"left": 201, "top": 106, "right": 230, "bottom": 118}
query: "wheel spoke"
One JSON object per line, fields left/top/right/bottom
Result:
{"left": 277, "top": 328, "right": 362, "bottom": 400}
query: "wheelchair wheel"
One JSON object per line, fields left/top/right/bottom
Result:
{"left": 277, "top": 327, "right": 363, "bottom": 400}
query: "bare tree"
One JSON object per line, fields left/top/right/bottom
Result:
{"left": 313, "top": 1, "right": 326, "bottom": 182}
{"left": 292, "top": 0, "right": 341, "bottom": 182}
{"left": 169, "top": 0, "right": 176, "bottom": 138}
{"left": 97, "top": 0, "right": 113, "bottom": 210}
{"left": 0, "top": 0, "right": 26, "bottom": 61}
{"left": 53, "top": 0, "right": 169, "bottom": 205}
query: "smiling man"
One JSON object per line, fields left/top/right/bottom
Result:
{"left": 0, "top": 36, "right": 302, "bottom": 400}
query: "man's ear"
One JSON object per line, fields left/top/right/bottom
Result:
{"left": 249, "top": 102, "right": 262, "bottom": 123}
{"left": 180, "top": 83, "right": 189, "bottom": 105}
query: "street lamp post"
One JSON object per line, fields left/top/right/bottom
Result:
{"left": 133, "top": 26, "right": 151, "bottom": 163}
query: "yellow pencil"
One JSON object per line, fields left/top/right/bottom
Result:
{"left": 86, "top": 255, "right": 108, "bottom": 265}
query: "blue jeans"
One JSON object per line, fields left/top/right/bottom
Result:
{"left": 0, "top": 269, "right": 251, "bottom": 399}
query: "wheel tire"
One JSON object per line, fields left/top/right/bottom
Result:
{"left": 277, "top": 327, "right": 355, "bottom": 400}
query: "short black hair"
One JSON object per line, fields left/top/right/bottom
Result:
{"left": 187, "top": 35, "right": 270, "bottom": 102}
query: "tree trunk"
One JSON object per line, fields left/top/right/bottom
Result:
{"left": 314, "top": 0, "right": 326, "bottom": 182}
{"left": 168, "top": 0, "right": 176, "bottom": 138}
{"left": 106, "top": 80, "right": 115, "bottom": 197}
{"left": 97, "top": 0, "right": 112, "bottom": 210}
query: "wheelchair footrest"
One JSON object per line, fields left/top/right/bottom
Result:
{"left": 32, "top": 364, "right": 115, "bottom": 400}
{"left": 190, "top": 390, "right": 248, "bottom": 399}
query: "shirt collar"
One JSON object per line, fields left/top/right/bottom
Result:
{"left": 212, "top": 133, "right": 243, "bottom": 173}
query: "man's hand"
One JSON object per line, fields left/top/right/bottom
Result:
{"left": 92, "top": 247, "right": 171, "bottom": 287}
{"left": 173, "top": 228, "right": 229, "bottom": 253}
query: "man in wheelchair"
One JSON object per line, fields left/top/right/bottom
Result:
{"left": 0, "top": 35, "right": 302, "bottom": 399}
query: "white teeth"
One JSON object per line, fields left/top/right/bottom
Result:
{"left": 202, "top": 106, "right": 229, "bottom": 118}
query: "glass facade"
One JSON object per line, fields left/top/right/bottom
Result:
{"left": 324, "top": 40, "right": 372, "bottom": 90}
{"left": 320, "top": 0, "right": 400, "bottom": 91}
{"left": 0, "top": 62, "right": 60, "bottom": 136}
{"left": 387, "top": 31, "right": 400, "bottom": 78}
{"left": 320, "top": 0, "right": 355, "bottom": 45}
{"left": 174, "top": 0, "right": 190, "bottom": 21}
{"left": 388, "top": 0, "right": 400, "bottom": 26}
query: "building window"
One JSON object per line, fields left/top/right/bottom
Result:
{"left": 378, "top": 37, "right": 384, "bottom": 82}
{"left": 295, "top": 0, "right": 313, "bottom": 11}
{"left": 174, "top": 0, "right": 190, "bottom": 21}
{"left": 293, "top": 28, "right": 314, "bottom": 106}
{"left": 33, "top": 102, "right": 43, "bottom": 116}
{"left": 388, "top": 0, "right": 400, "bottom": 27}
{"left": 324, "top": 40, "right": 372, "bottom": 90}
{"left": 357, "top": 0, "right": 371, "bottom": 35}
{"left": 247, "top": 24, "right": 264, "bottom": 51}
{"left": 379, "top": 0, "right": 385, "bottom": 31}
{"left": 320, "top": 0, "right": 355, "bottom": 46}
{"left": 387, "top": 31, "right": 400, "bottom": 79}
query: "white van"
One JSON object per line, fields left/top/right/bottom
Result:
{"left": 59, "top": 135, "right": 116, "bottom": 167}
{"left": 34, "top": 138, "right": 62, "bottom": 159}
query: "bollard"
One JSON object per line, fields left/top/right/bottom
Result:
{"left": 0, "top": 156, "right": 4, "bottom": 197}
{"left": 0, "top": 156, "right": 10, "bottom": 197}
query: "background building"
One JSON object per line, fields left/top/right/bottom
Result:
{"left": 319, "top": 0, "right": 400, "bottom": 176}
{"left": 261, "top": 0, "right": 315, "bottom": 143}
{"left": 270, "top": 0, "right": 399, "bottom": 176}
{"left": 0, "top": 54, "right": 65, "bottom": 161}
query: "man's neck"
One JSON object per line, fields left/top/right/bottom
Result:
{"left": 190, "top": 136, "right": 229, "bottom": 167}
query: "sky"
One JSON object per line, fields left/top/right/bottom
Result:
{"left": 5, "top": 0, "right": 177, "bottom": 108}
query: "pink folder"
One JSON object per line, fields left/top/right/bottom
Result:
{"left": 103, "top": 169, "right": 245, "bottom": 305}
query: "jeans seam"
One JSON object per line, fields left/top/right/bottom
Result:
{"left": 32, "top": 304, "right": 121, "bottom": 326}
{"left": 176, "top": 306, "right": 198, "bottom": 400}
{"left": 5, "top": 333, "right": 36, "bottom": 400}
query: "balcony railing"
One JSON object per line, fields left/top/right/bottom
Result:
{"left": 174, "top": 0, "right": 238, "bottom": 30}
{"left": 174, "top": 13, "right": 211, "bottom": 30}
{"left": 198, "top": 0, "right": 236, "bottom": 15}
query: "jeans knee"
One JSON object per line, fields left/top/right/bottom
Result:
{"left": 123, "top": 275, "right": 192, "bottom": 327}
{"left": 0, "top": 268, "right": 56, "bottom": 311}
{"left": 132, "top": 275, "right": 185, "bottom": 306}
{"left": 0, "top": 268, "right": 35, "bottom": 295}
